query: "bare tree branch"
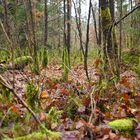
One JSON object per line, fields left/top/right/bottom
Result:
{"left": 114, "top": 3, "right": 140, "bottom": 26}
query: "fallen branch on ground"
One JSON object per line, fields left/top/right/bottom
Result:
{"left": 0, "top": 75, "right": 62, "bottom": 139}
{"left": 0, "top": 75, "right": 41, "bottom": 125}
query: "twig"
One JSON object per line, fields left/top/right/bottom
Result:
{"left": 62, "top": 62, "right": 82, "bottom": 84}
{"left": 89, "top": 86, "right": 96, "bottom": 123}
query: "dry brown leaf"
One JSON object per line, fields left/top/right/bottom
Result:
{"left": 109, "top": 131, "right": 118, "bottom": 140}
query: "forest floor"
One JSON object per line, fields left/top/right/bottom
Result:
{"left": 0, "top": 63, "right": 140, "bottom": 140}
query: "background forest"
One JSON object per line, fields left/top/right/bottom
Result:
{"left": 0, "top": 0, "right": 140, "bottom": 140}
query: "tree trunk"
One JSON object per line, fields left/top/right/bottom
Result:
{"left": 109, "top": 0, "right": 115, "bottom": 21}
{"left": 119, "top": 0, "right": 123, "bottom": 63}
{"left": 24, "top": 0, "right": 39, "bottom": 74}
{"left": 44, "top": 0, "right": 48, "bottom": 46}
{"left": 98, "top": 0, "right": 102, "bottom": 45}
{"left": 84, "top": 0, "right": 92, "bottom": 81}
{"left": 63, "top": 0, "right": 67, "bottom": 46}
{"left": 66, "top": 0, "right": 71, "bottom": 65}
{"left": 100, "top": 0, "right": 119, "bottom": 76}
{"left": 100, "top": 0, "right": 112, "bottom": 57}
{"left": 73, "top": 0, "right": 84, "bottom": 55}
{"left": 2, "top": 0, "right": 11, "bottom": 40}
{"left": 91, "top": 3, "right": 99, "bottom": 45}
{"left": 63, "top": 0, "right": 71, "bottom": 66}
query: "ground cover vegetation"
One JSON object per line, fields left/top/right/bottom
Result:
{"left": 0, "top": 0, "right": 140, "bottom": 139}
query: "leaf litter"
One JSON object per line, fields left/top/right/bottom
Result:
{"left": 0, "top": 65, "right": 140, "bottom": 139}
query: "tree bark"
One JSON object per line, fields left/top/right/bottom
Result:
{"left": 100, "top": 0, "right": 119, "bottom": 76}
{"left": 24, "top": 0, "right": 39, "bottom": 74}
{"left": 67, "top": 0, "right": 71, "bottom": 55}
{"left": 119, "top": 0, "right": 123, "bottom": 63}
{"left": 72, "top": 0, "right": 84, "bottom": 55}
{"left": 100, "top": 0, "right": 112, "bottom": 57}
{"left": 109, "top": 0, "right": 115, "bottom": 21}
{"left": 98, "top": 0, "right": 102, "bottom": 45}
{"left": 44, "top": 0, "right": 48, "bottom": 46}
{"left": 84, "top": 0, "right": 92, "bottom": 81}
{"left": 91, "top": 3, "right": 99, "bottom": 45}
{"left": 66, "top": 0, "right": 71, "bottom": 65}
{"left": 63, "top": 0, "right": 67, "bottom": 46}
{"left": 2, "top": 0, "right": 11, "bottom": 40}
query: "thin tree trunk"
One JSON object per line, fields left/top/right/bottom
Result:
{"left": 72, "top": 0, "right": 84, "bottom": 55}
{"left": 2, "top": 0, "right": 11, "bottom": 40}
{"left": 84, "top": 0, "right": 92, "bottom": 81}
{"left": 98, "top": 0, "right": 101, "bottom": 45}
{"left": 66, "top": 0, "right": 71, "bottom": 65}
{"left": 130, "top": 0, "right": 133, "bottom": 48}
{"left": 109, "top": 0, "right": 119, "bottom": 74}
{"left": 25, "top": 0, "right": 39, "bottom": 73}
{"left": 91, "top": 3, "right": 99, "bottom": 45}
{"left": 73, "top": 0, "right": 91, "bottom": 81}
{"left": 2, "top": 0, "right": 15, "bottom": 87}
{"left": 44, "top": 0, "right": 48, "bottom": 46}
{"left": 27, "top": 0, "right": 37, "bottom": 55}
{"left": 119, "top": 0, "right": 123, "bottom": 64}
{"left": 23, "top": 0, "right": 33, "bottom": 56}
{"left": 109, "top": 0, "right": 115, "bottom": 21}
{"left": 63, "top": 0, "right": 67, "bottom": 46}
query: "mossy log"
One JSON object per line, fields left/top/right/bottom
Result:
{"left": 0, "top": 56, "right": 33, "bottom": 72}
{"left": 8, "top": 56, "right": 33, "bottom": 69}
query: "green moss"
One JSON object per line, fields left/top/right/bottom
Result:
{"left": 0, "top": 50, "right": 9, "bottom": 63}
{"left": 47, "top": 107, "right": 63, "bottom": 128}
{"left": 101, "top": 8, "right": 111, "bottom": 20}
{"left": 65, "top": 96, "right": 83, "bottom": 119}
{"left": 13, "top": 56, "right": 33, "bottom": 68}
{"left": 32, "top": 54, "right": 40, "bottom": 74}
{"left": 0, "top": 64, "right": 7, "bottom": 73}
{"left": 4, "top": 132, "right": 46, "bottom": 140}
{"left": 101, "top": 8, "right": 112, "bottom": 31}
{"left": 134, "top": 58, "right": 140, "bottom": 77}
{"left": 26, "top": 82, "right": 39, "bottom": 110}
{"left": 6, "top": 56, "right": 33, "bottom": 70}
{"left": 62, "top": 48, "right": 70, "bottom": 81}
{"left": 108, "top": 118, "right": 134, "bottom": 132}
{"left": 44, "top": 129, "right": 62, "bottom": 140}
{"left": 42, "top": 48, "right": 48, "bottom": 67}
{"left": 4, "top": 131, "right": 62, "bottom": 140}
